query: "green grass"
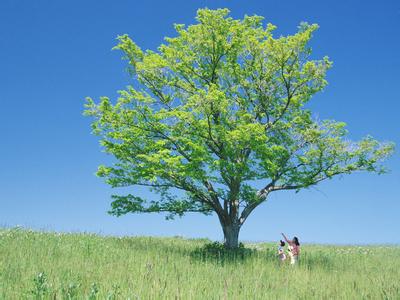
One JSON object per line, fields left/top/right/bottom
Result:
{"left": 1, "top": 227, "right": 399, "bottom": 299}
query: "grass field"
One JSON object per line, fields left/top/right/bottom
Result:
{"left": 1, "top": 227, "right": 399, "bottom": 299}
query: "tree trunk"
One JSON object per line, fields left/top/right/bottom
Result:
{"left": 223, "top": 223, "right": 240, "bottom": 249}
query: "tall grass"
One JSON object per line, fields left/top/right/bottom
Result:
{"left": 1, "top": 227, "right": 399, "bottom": 299}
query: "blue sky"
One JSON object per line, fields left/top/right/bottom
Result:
{"left": 0, "top": 0, "right": 399, "bottom": 244}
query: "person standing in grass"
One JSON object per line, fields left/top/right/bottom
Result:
{"left": 278, "top": 240, "right": 287, "bottom": 262}
{"left": 281, "top": 233, "right": 300, "bottom": 265}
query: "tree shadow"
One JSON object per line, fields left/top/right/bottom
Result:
{"left": 189, "top": 241, "right": 261, "bottom": 265}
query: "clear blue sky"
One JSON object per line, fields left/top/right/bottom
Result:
{"left": 1, "top": 0, "right": 399, "bottom": 244}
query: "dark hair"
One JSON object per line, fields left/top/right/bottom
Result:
{"left": 279, "top": 240, "right": 285, "bottom": 247}
{"left": 293, "top": 237, "right": 300, "bottom": 246}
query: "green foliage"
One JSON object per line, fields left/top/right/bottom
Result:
{"left": 84, "top": 8, "right": 394, "bottom": 243}
{"left": 61, "top": 282, "right": 81, "bottom": 299}
{"left": 31, "top": 272, "right": 49, "bottom": 299}
{"left": 87, "top": 283, "right": 99, "bottom": 300}
{"left": 1, "top": 228, "right": 400, "bottom": 299}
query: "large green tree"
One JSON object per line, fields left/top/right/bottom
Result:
{"left": 85, "top": 8, "right": 394, "bottom": 248}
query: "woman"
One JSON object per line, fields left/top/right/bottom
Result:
{"left": 281, "top": 233, "right": 300, "bottom": 265}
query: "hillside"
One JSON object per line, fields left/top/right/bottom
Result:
{"left": 1, "top": 228, "right": 399, "bottom": 299}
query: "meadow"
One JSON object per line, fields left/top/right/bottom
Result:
{"left": 1, "top": 227, "right": 399, "bottom": 299}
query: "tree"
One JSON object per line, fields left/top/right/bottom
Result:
{"left": 84, "top": 8, "right": 394, "bottom": 249}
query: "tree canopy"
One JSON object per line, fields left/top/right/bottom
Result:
{"left": 85, "top": 8, "right": 394, "bottom": 248}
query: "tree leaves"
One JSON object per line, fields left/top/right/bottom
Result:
{"left": 85, "top": 8, "right": 394, "bottom": 225}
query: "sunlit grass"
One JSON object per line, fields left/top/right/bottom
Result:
{"left": 1, "top": 227, "right": 399, "bottom": 299}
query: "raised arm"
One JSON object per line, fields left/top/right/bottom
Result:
{"left": 281, "top": 233, "right": 291, "bottom": 244}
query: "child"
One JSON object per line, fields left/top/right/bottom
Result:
{"left": 281, "top": 233, "right": 300, "bottom": 265}
{"left": 277, "top": 240, "right": 287, "bottom": 261}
